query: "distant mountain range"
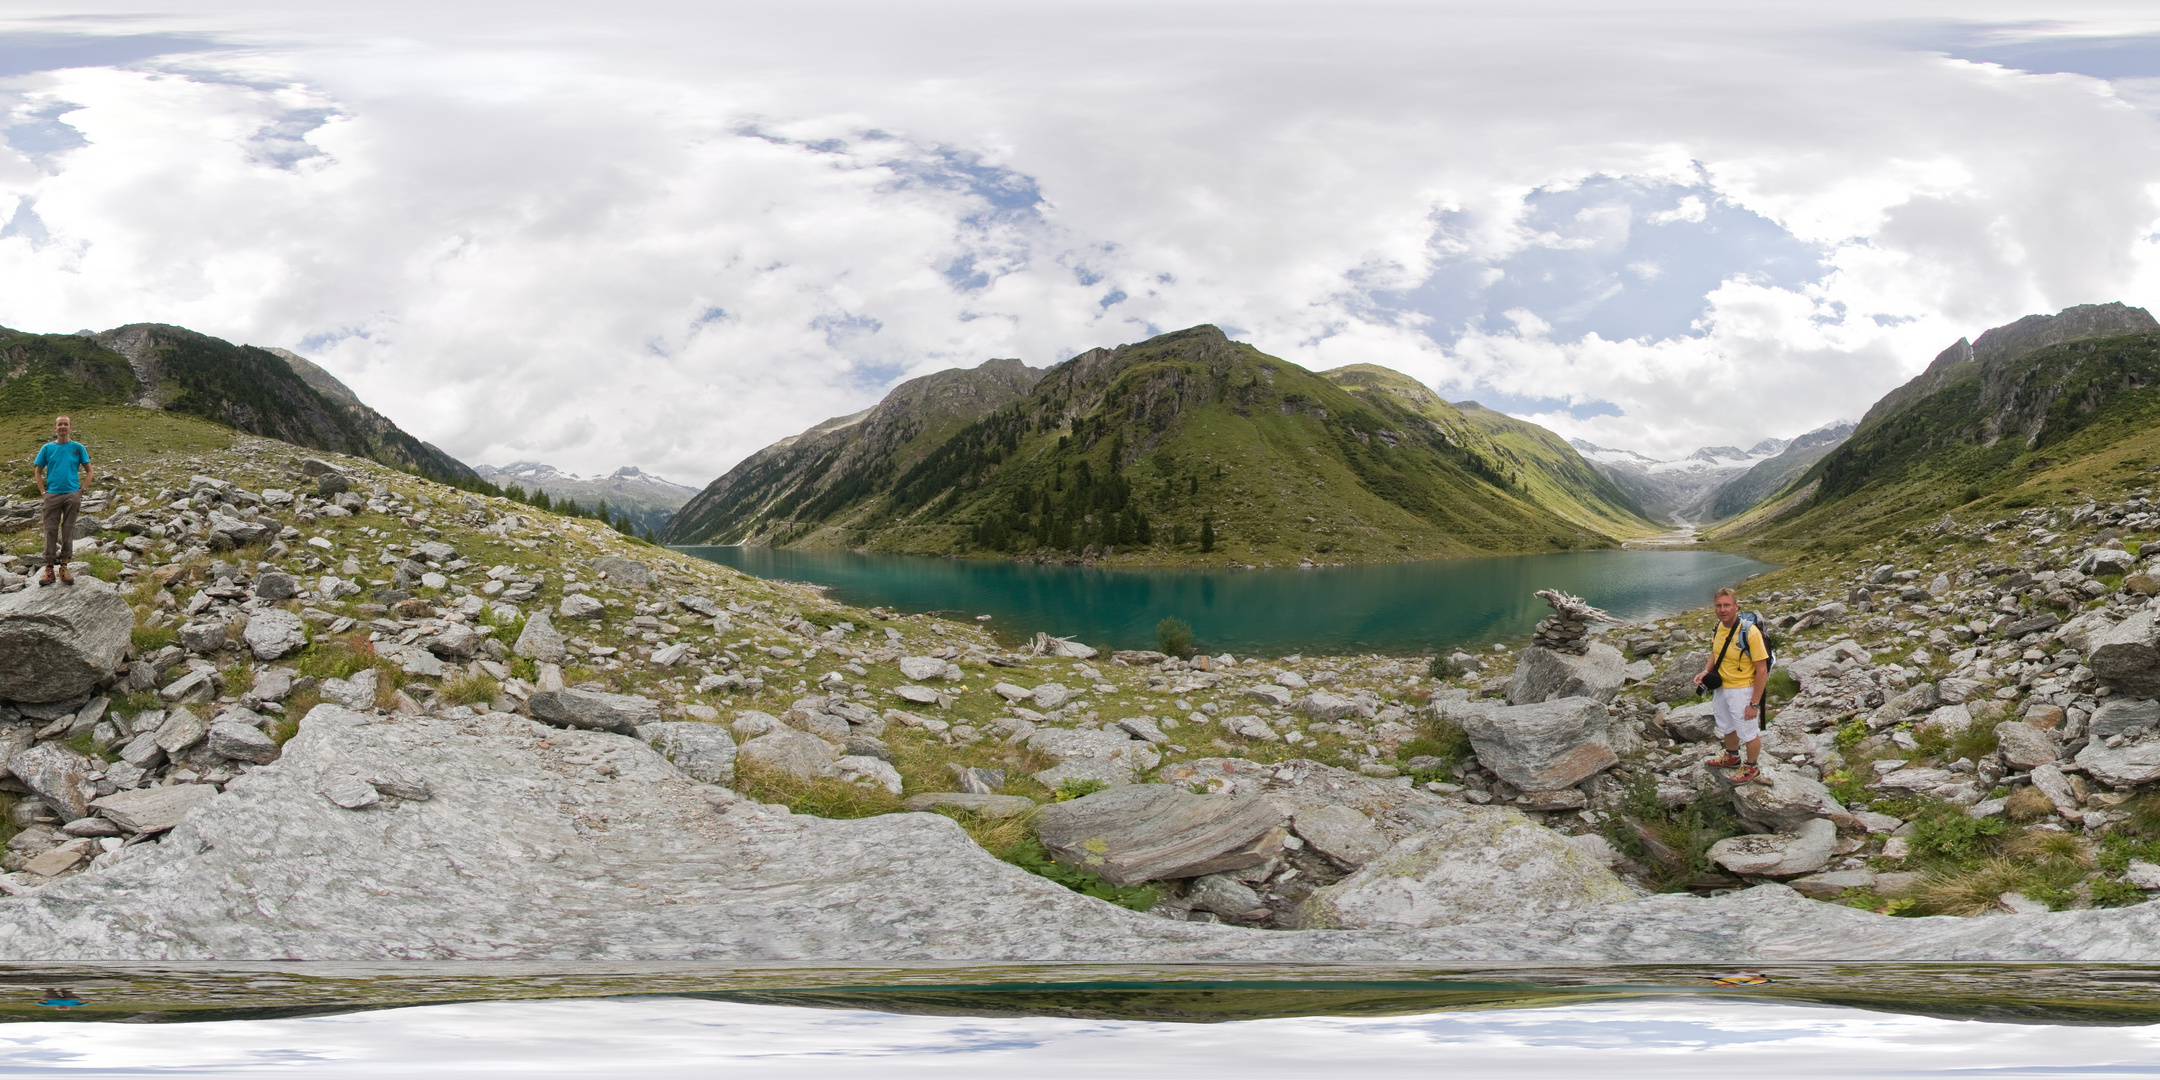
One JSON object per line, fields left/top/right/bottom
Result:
{"left": 1571, "top": 421, "right": 1857, "bottom": 525}
{"left": 474, "top": 462, "right": 701, "bottom": 536}
{"left": 660, "top": 325, "right": 1662, "bottom": 563}
{"left": 0, "top": 322, "right": 479, "bottom": 485}
{"left": 1715, "top": 301, "right": 2160, "bottom": 553}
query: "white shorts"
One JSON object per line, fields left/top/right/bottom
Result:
{"left": 1712, "top": 687, "right": 1761, "bottom": 742}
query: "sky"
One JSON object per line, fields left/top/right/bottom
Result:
{"left": 2, "top": 996, "right": 2158, "bottom": 1078}
{"left": 4, "top": 3, "right": 2160, "bottom": 483}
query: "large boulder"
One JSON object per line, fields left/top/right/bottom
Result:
{"left": 2076, "top": 738, "right": 2160, "bottom": 788}
{"left": 1729, "top": 767, "right": 1843, "bottom": 830}
{"left": 1032, "top": 784, "right": 1287, "bottom": 886}
{"left": 8, "top": 743, "right": 94, "bottom": 819}
{"left": 1291, "top": 805, "right": 1389, "bottom": 870}
{"left": 2077, "top": 546, "right": 2138, "bottom": 576}
{"left": 1995, "top": 721, "right": 2063, "bottom": 770}
{"left": 1709, "top": 818, "right": 1836, "bottom": 878}
{"left": 1506, "top": 643, "right": 1627, "bottom": 705}
{"left": 1661, "top": 700, "right": 1719, "bottom": 742}
{"left": 528, "top": 689, "right": 660, "bottom": 734}
{"left": 2090, "top": 698, "right": 2160, "bottom": 742}
{"left": 1441, "top": 698, "right": 1617, "bottom": 791}
{"left": 640, "top": 721, "right": 737, "bottom": 784}
{"left": 0, "top": 578, "right": 132, "bottom": 703}
{"left": 1026, "top": 728, "right": 1160, "bottom": 790}
{"left": 735, "top": 727, "right": 838, "bottom": 781}
{"left": 1292, "top": 809, "right": 1633, "bottom": 930}
{"left": 242, "top": 608, "right": 309, "bottom": 661}
{"left": 1785, "top": 639, "right": 1870, "bottom": 693}
{"left": 2088, "top": 608, "right": 2160, "bottom": 696}
{"left": 588, "top": 556, "right": 654, "bottom": 590}
{"left": 514, "top": 609, "right": 569, "bottom": 664}
{"left": 1650, "top": 650, "right": 1709, "bottom": 703}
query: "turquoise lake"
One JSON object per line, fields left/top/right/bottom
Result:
{"left": 676, "top": 547, "right": 1777, "bottom": 656}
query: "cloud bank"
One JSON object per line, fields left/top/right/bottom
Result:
{"left": 2, "top": 3, "right": 2159, "bottom": 480}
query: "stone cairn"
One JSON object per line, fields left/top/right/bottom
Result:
{"left": 1529, "top": 589, "right": 1613, "bottom": 655}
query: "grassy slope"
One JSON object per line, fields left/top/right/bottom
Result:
{"left": 843, "top": 327, "right": 1625, "bottom": 565}
{"left": 0, "top": 330, "right": 143, "bottom": 416}
{"left": 1710, "top": 331, "right": 2160, "bottom": 557}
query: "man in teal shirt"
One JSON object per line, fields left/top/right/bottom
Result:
{"left": 32, "top": 414, "right": 92, "bottom": 586}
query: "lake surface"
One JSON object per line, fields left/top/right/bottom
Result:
{"left": 677, "top": 547, "right": 1777, "bottom": 655}
{"left": 3, "top": 963, "right": 2156, "bottom": 1077}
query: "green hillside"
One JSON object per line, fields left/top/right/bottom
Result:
{"left": 1712, "top": 324, "right": 2160, "bottom": 556}
{"left": 0, "top": 323, "right": 480, "bottom": 486}
{"left": 1318, "top": 363, "right": 1656, "bottom": 538}
{"left": 675, "top": 325, "right": 1632, "bottom": 565}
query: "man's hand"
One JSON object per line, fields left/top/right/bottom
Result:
{"left": 1745, "top": 703, "right": 1760, "bottom": 720}
{"left": 1692, "top": 671, "right": 1706, "bottom": 687}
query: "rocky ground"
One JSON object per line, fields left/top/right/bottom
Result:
{"left": 1, "top": 418, "right": 2158, "bottom": 957}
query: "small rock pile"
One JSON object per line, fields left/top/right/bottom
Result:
{"left": 1528, "top": 589, "right": 1613, "bottom": 655}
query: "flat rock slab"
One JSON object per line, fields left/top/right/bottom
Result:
{"left": 1033, "top": 784, "right": 1288, "bottom": 886}
{"left": 1710, "top": 819, "right": 1837, "bottom": 878}
{"left": 3, "top": 708, "right": 2160, "bottom": 959}
{"left": 529, "top": 689, "right": 659, "bottom": 734}
{"left": 0, "top": 577, "right": 133, "bottom": 703}
{"left": 1441, "top": 698, "right": 1617, "bottom": 791}
{"left": 903, "top": 793, "right": 1038, "bottom": 818}
{"left": 91, "top": 783, "right": 219, "bottom": 833}
{"left": 1294, "top": 809, "right": 1635, "bottom": 930}
{"left": 1026, "top": 728, "right": 1159, "bottom": 790}
{"left": 736, "top": 727, "right": 837, "bottom": 781}
{"left": 639, "top": 722, "right": 737, "bottom": 785}
{"left": 1160, "top": 758, "right": 1462, "bottom": 847}
{"left": 1730, "top": 768, "right": 1844, "bottom": 830}
{"left": 1291, "top": 805, "right": 1389, "bottom": 870}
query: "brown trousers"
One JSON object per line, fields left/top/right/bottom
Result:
{"left": 41, "top": 491, "right": 81, "bottom": 568}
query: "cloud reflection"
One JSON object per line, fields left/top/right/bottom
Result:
{"left": 0, "top": 997, "right": 2154, "bottom": 1078}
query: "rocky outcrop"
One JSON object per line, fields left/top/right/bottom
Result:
{"left": 1032, "top": 784, "right": 1287, "bottom": 886}
{"left": 1293, "top": 810, "right": 1635, "bottom": 930}
{"left": 1507, "top": 643, "right": 1627, "bottom": 705}
{"left": 0, "top": 578, "right": 132, "bottom": 703}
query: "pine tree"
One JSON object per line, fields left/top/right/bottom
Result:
{"left": 1200, "top": 515, "right": 1216, "bottom": 553}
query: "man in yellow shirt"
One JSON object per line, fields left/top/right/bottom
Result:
{"left": 1693, "top": 586, "right": 1768, "bottom": 783}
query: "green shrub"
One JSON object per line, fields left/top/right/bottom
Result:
{"left": 1055, "top": 777, "right": 1110, "bottom": 802}
{"left": 1909, "top": 808, "right": 2006, "bottom": 861}
{"left": 1427, "top": 655, "right": 1464, "bottom": 679}
{"left": 1156, "top": 616, "right": 1195, "bottom": 658}
{"left": 993, "top": 834, "right": 1162, "bottom": 911}
{"left": 2089, "top": 879, "right": 2148, "bottom": 908}
{"left": 132, "top": 625, "right": 177, "bottom": 654}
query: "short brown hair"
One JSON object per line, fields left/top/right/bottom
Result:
{"left": 1713, "top": 587, "right": 1736, "bottom": 601}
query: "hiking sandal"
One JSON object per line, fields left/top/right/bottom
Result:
{"left": 1730, "top": 764, "right": 1762, "bottom": 784}
{"left": 1706, "top": 752, "right": 1741, "bottom": 768}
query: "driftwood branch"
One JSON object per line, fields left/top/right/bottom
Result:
{"left": 1534, "top": 589, "right": 1614, "bottom": 624}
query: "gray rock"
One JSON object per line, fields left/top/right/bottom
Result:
{"left": 0, "top": 578, "right": 133, "bottom": 703}
{"left": 559, "top": 594, "right": 606, "bottom": 620}
{"left": 159, "top": 668, "right": 215, "bottom": 705}
{"left": 153, "top": 707, "right": 209, "bottom": 756}
{"left": 640, "top": 722, "right": 737, "bottom": 784}
{"left": 1027, "top": 728, "right": 1160, "bottom": 790}
{"left": 514, "top": 609, "right": 569, "bottom": 664}
{"left": 2090, "top": 698, "right": 2160, "bottom": 741}
{"left": 319, "top": 668, "right": 378, "bottom": 709}
{"left": 1293, "top": 691, "right": 1363, "bottom": 721}
{"left": 1785, "top": 639, "right": 1870, "bottom": 692}
{"left": 736, "top": 727, "right": 838, "bottom": 781}
{"left": 243, "top": 608, "right": 309, "bottom": 660}
{"left": 1116, "top": 717, "right": 1170, "bottom": 744}
{"left": 1031, "top": 682, "right": 1075, "bottom": 710}
{"left": 1294, "top": 809, "right": 1633, "bottom": 930}
{"left": 208, "top": 721, "right": 281, "bottom": 765}
{"left": 1661, "top": 700, "right": 1718, "bottom": 742}
{"left": 949, "top": 765, "right": 1005, "bottom": 793}
{"left": 420, "top": 623, "right": 481, "bottom": 659}
{"left": 903, "top": 792, "right": 1036, "bottom": 818}
{"left": 2089, "top": 608, "right": 2160, "bottom": 696}
{"left": 1291, "top": 805, "right": 1389, "bottom": 870}
{"left": 1789, "top": 868, "right": 1876, "bottom": 900}
{"left": 321, "top": 775, "right": 381, "bottom": 809}
{"left": 2002, "top": 611, "right": 2064, "bottom": 641}
{"left": 91, "top": 784, "right": 217, "bottom": 833}
{"left": 62, "top": 816, "right": 122, "bottom": 838}
{"left": 675, "top": 595, "right": 719, "bottom": 618}
{"left": 731, "top": 711, "right": 782, "bottom": 738}
{"left": 13, "top": 705, "right": 2160, "bottom": 960}
{"left": 1033, "top": 784, "right": 1288, "bottom": 886}
{"left": 898, "top": 656, "right": 951, "bottom": 681}
{"left": 315, "top": 472, "right": 350, "bottom": 497}
{"left": 1441, "top": 698, "right": 1617, "bottom": 791}
{"left": 1730, "top": 768, "right": 1844, "bottom": 830}
{"left": 2030, "top": 762, "right": 2084, "bottom": 818}
{"left": 1994, "top": 721, "right": 2063, "bottom": 770}
{"left": 299, "top": 457, "right": 339, "bottom": 477}
{"left": 416, "top": 541, "right": 458, "bottom": 563}
{"left": 255, "top": 572, "right": 299, "bottom": 601}
{"left": 1651, "top": 650, "right": 1710, "bottom": 703}
{"left": 118, "top": 731, "right": 165, "bottom": 770}
{"left": 2076, "top": 738, "right": 2160, "bottom": 788}
{"left": 1709, "top": 818, "right": 1837, "bottom": 877}
{"left": 249, "top": 667, "right": 294, "bottom": 703}
{"left": 179, "top": 620, "right": 229, "bottom": 654}
{"left": 529, "top": 689, "right": 659, "bottom": 735}
{"left": 588, "top": 556, "right": 654, "bottom": 589}
{"left": 8, "top": 744, "right": 93, "bottom": 819}
{"left": 1506, "top": 643, "right": 1628, "bottom": 705}
{"left": 2078, "top": 547, "right": 2138, "bottom": 576}
{"left": 1186, "top": 873, "right": 1267, "bottom": 918}
{"left": 834, "top": 755, "right": 902, "bottom": 795}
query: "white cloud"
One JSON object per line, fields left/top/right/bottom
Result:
{"left": 0, "top": 3, "right": 2157, "bottom": 476}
